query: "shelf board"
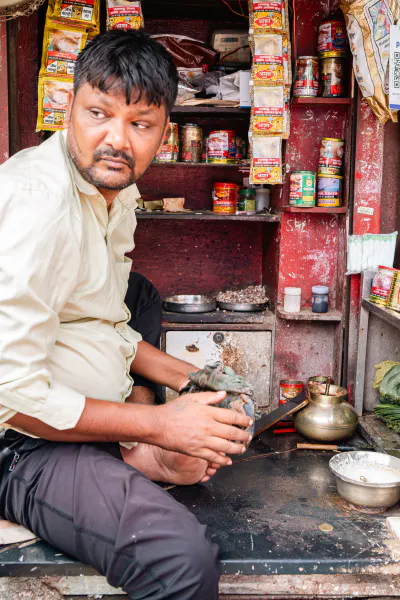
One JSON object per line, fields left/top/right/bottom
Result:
{"left": 151, "top": 162, "right": 245, "bottom": 168}
{"left": 359, "top": 414, "right": 400, "bottom": 459}
{"left": 292, "top": 97, "right": 352, "bottom": 106}
{"left": 362, "top": 298, "right": 400, "bottom": 332}
{"left": 162, "top": 309, "right": 275, "bottom": 331}
{"left": 136, "top": 210, "right": 281, "bottom": 223}
{"left": 171, "top": 106, "right": 250, "bottom": 115}
{"left": 284, "top": 206, "right": 347, "bottom": 214}
{"left": 277, "top": 308, "right": 342, "bottom": 322}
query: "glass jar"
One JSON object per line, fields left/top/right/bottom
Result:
{"left": 312, "top": 285, "right": 329, "bottom": 313}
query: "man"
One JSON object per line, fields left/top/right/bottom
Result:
{"left": 0, "top": 31, "right": 252, "bottom": 599}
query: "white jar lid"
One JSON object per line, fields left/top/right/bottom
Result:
{"left": 284, "top": 287, "right": 302, "bottom": 295}
{"left": 312, "top": 285, "right": 329, "bottom": 294}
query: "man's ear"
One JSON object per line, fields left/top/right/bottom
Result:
{"left": 64, "top": 90, "right": 75, "bottom": 127}
{"left": 156, "top": 116, "right": 170, "bottom": 155}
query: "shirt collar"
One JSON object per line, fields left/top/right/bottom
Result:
{"left": 61, "top": 130, "right": 139, "bottom": 211}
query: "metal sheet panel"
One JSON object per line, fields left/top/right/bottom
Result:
{"left": 166, "top": 330, "right": 271, "bottom": 406}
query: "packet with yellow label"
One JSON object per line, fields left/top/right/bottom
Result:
{"left": 106, "top": 0, "right": 144, "bottom": 31}
{"left": 49, "top": 0, "right": 100, "bottom": 32}
{"left": 249, "top": 0, "right": 284, "bottom": 33}
{"left": 252, "top": 33, "right": 284, "bottom": 85}
{"left": 40, "top": 20, "right": 87, "bottom": 78}
{"left": 37, "top": 77, "right": 74, "bottom": 131}
{"left": 250, "top": 134, "right": 282, "bottom": 185}
{"left": 251, "top": 85, "right": 284, "bottom": 134}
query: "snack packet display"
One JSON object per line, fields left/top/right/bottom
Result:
{"left": 37, "top": 77, "right": 73, "bottom": 131}
{"left": 106, "top": 0, "right": 144, "bottom": 31}
{"left": 252, "top": 33, "right": 284, "bottom": 84}
{"left": 282, "top": 86, "right": 291, "bottom": 139}
{"left": 49, "top": 0, "right": 100, "bottom": 32}
{"left": 251, "top": 85, "right": 284, "bottom": 133}
{"left": 250, "top": 134, "right": 283, "bottom": 184}
{"left": 40, "top": 20, "right": 87, "bottom": 77}
{"left": 249, "top": 0, "right": 284, "bottom": 33}
{"left": 340, "top": 0, "right": 399, "bottom": 123}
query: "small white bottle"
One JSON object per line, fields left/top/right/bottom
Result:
{"left": 284, "top": 287, "right": 302, "bottom": 313}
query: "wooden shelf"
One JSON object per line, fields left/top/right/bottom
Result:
{"left": 136, "top": 211, "right": 281, "bottom": 223}
{"left": 359, "top": 414, "right": 400, "bottom": 459}
{"left": 292, "top": 97, "right": 352, "bottom": 106}
{"left": 277, "top": 308, "right": 342, "bottom": 322}
{"left": 162, "top": 309, "right": 275, "bottom": 331}
{"left": 284, "top": 206, "right": 347, "bottom": 214}
{"left": 171, "top": 106, "right": 250, "bottom": 115}
{"left": 362, "top": 298, "right": 400, "bottom": 332}
{"left": 151, "top": 162, "right": 245, "bottom": 168}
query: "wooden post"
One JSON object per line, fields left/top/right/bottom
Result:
{"left": 0, "top": 18, "right": 9, "bottom": 163}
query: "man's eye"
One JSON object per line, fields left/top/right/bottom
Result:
{"left": 90, "top": 109, "right": 106, "bottom": 119}
{"left": 132, "top": 122, "right": 148, "bottom": 130}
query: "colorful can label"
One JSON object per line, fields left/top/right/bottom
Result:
{"left": 208, "top": 130, "right": 236, "bottom": 164}
{"left": 371, "top": 266, "right": 398, "bottom": 307}
{"left": 317, "top": 175, "right": 343, "bottom": 207}
{"left": 294, "top": 57, "right": 319, "bottom": 97}
{"left": 213, "top": 182, "right": 237, "bottom": 214}
{"left": 155, "top": 122, "right": 179, "bottom": 163}
{"left": 387, "top": 271, "right": 400, "bottom": 313}
{"left": 319, "top": 137, "right": 344, "bottom": 175}
{"left": 280, "top": 380, "right": 304, "bottom": 405}
{"left": 318, "top": 20, "right": 347, "bottom": 55}
{"left": 235, "top": 137, "right": 243, "bottom": 161}
{"left": 319, "top": 56, "right": 347, "bottom": 98}
{"left": 181, "top": 124, "right": 202, "bottom": 163}
{"left": 289, "top": 171, "right": 316, "bottom": 206}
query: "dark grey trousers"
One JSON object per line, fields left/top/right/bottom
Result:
{"left": 0, "top": 433, "right": 220, "bottom": 599}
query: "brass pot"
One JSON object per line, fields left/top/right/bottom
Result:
{"left": 294, "top": 384, "right": 358, "bottom": 442}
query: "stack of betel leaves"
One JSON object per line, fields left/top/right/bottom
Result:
{"left": 37, "top": 0, "right": 144, "bottom": 132}
{"left": 373, "top": 361, "right": 400, "bottom": 432}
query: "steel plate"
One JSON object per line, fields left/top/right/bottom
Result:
{"left": 163, "top": 295, "right": 216, "bottom": 313}
{"left": 217, "top": 301, "right": 268, "bottom": 312}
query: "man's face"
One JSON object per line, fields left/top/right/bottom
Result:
{"left": 65, "top": 82, "right": 169, "bottom": 192}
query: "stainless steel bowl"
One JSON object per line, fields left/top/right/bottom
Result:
{"left": 329, "top": 451, "right": 400, "bottom": 509}
{"left": 163, "top": 295, "right": 216, "bottom": 314}
{"left": 217, "top": 301, "right": 268, "bottom": 312}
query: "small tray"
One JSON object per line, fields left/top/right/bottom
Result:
{"left": 163, "top": 295, "right": 217, "bottom": 314}
{"left": 218, "top": 301, "right": 268, "bottom": 312}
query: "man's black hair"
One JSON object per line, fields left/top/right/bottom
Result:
{"left": 74, "top": 30, "right": 179, "bottom": 115}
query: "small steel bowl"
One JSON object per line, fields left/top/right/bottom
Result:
{"left": 329, "top": 451, "right": 400, "bottom": 510}
{"left": 217, "top": 301, "right": 268, "bottom": 312}
{"left": 163, "top": 295, "right": 216, "bottom": 314}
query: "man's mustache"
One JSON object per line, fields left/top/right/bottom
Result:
{"left": 93, "top": 148, "right": 135, "bottom": 169}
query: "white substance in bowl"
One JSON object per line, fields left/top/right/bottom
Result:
{"left": 339, "top": 465, "right": 400, "bottom": 485}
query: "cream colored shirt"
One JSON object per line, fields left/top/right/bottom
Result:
{"left": 0, "top": 130, "right": 142, "bottom": 433}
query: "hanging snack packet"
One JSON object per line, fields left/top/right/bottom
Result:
{"left": 282, "top": 86, "right": 291, "bottom": 139}
{"left": 251, "top": 85, "right": 284, "bottom": 133}
{"left": 37, "top": 77, "right": 73, "bottom": 131}
{"left": 249, "top": 1, "right": 284, "bottom": 33}
{"left": 40, "top": 20, "right": 87, "bottom": 77}
{"left": 250, "top": 134, "right": 282, "bottom": 184}
{"left": 252, "top": 33, "right": 284, "bottom": 84}
{"left": 49, "top": 0, "right": 100, "bottom": 32}
{"left": 107, "top": 1, "right": 144, "bottom": 31}
{"left": 340, "top": 0, "right": 398, "bottom": 123}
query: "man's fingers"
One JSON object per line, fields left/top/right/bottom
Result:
{"left": 205, "top": 467, "right": 218, "bottom": 478}
{"left": 206, "top": 438, "right": 247, "bottom": 456}
{"left": 213, "top": 406, "right": 253, "bottom": 429}
{"left": 192, "top": 391, "right": 227, "bottom": 405}
{"left": 214, "top": 423, "right": 252, "bottom": 443}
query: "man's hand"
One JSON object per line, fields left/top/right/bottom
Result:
{"left": 151, "top": 391, "right": 253, "bottom": 467}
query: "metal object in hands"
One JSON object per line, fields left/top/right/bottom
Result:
{"left": 217, "top": 301, "right": 269, "bottom": 312}
{"left": 330, "top": 451, "right": 400, "bottom": 510}
{"left": 294, "top": 384, "right": 358, "bottom": 442}
{"left": 163, "top": 295, "right": 216, "bottom": 313}
{"left": 255, "top": 390, "right": 309, "bottom": 436}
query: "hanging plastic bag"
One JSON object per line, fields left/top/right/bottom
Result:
{"left": 37, "top": 77, "right": 73, "bottom": 131}
{"left": 40, "top": 20, "right": 87, "bottom": 77}
{"left": 106, "top": 0, "right": 144, "bottom": 31}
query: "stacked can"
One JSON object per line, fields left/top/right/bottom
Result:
{"left": 317, "top": 19, "right": 348, "bottom": 98}
{"left": 317, "top": 137, "right": 344, "bottom": 207}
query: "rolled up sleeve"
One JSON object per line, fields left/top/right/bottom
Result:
{"left": 0, "top": 189, "right": 86, "bottom": 430}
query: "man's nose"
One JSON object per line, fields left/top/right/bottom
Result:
{"left": 103, "top": 120, "right": 130, "bottom": 152}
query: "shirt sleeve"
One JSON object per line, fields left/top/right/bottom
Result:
{"left": 0, "top": 188, "right": 86, "bottom": 430}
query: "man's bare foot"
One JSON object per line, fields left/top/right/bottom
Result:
{"left": 120, "top": 443, "right": 218, "bottom": 485}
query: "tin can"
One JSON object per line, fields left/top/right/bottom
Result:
{"left": 235, "top": 137, "right": 243, "bottom": 161}
{"left": 319, "top": 138, "right": 344, "bottom": 175}
{"left": 308, "top": 376, "right": 332, "bottom": 387}
{"left": 238, "top": 188, "right": 256, "bottom": 212}
{"left": 155, "top": 122, "right": 179, "bottom": 163}
{"left": 318, "top": 20, "right": 347, "bottom": 56}
{"left": 208, "top": 130, "right": 237, "bottom": 164}
{"left": 317, "top": 174, "right": 343, "bottom": 207}
{"left": 213, "top": 182, "right": 237, "bottom": 214}
{"left": 294, "top": 56, "right": 319, "bottom": 97}
{"left": 289, "top": 171, "right": 316, "bottom": 207}
{"left": 370, "top": 266, "right": 399, "bottom": 307}
{"left": 181, "top": 124, "right": 203, "bottom": 163}
{"left": 280, "top": 380, "right": 304, "bottom": 405}
{"left": 202, "top": 136, "right": 209, "bottom": 163}
{"left": 319, "top": 56, "right": 347, "bottom": 98}
{"left": 387, "top": 271, "right": 400, "bottom": 313}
